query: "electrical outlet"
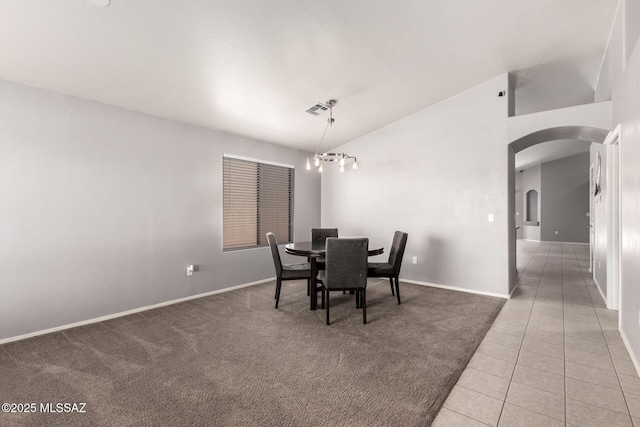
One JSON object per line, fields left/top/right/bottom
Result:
{"left": 412, "top": 256, "right": 417, "bottom": 264}
{"left": 187, "top": 265, "right": 195, "bottom": 276}
{"left": 488, "top": 213, "right": 495, "bottom": 222}
{"left": 555, "top": 231, "right": 558, "bottom": 235}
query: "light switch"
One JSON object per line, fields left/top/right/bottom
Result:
{"left": 488, "top": 214, "right": 495, "bottom": 222}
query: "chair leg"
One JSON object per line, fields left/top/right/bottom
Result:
{"left": 389, "top": 277, "right": 395, "bottom": 296}
{"left": 395, "top": 276, "right": 401, "bottom": 305}
{"left": 307, "top": 258, "right": 312, "bottom": 296}
{"left": 363, "top": 288, "right": 367, "bottom": 324}
{"left": 275, "top": 278, "right": 282, "bottom": 308}
{"left": 326, "top": 291, "right": 330, "bottom": 325}
{"left": 321, "top": 287, "right": 325, "bottom": 309}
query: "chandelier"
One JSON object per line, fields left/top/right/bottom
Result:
{"left": 305, "top": 100, "right": 358, "bottom": 173}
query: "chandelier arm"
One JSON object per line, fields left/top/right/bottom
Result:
{"left": 313, "top": 118, "right": 331, "bottom": 158}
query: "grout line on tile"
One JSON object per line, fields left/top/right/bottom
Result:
{"left": 439, "top": 407, "right": 494, "bottom": 426}
{"left": 496, "top": 240, "right": 549, "bottom": 425}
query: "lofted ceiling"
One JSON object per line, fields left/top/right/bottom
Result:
{"left": 0, "top": 0, "right": 618, "bottom": 152}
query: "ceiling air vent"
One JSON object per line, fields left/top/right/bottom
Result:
{"left": 305, "top": 102, "right": 329, "bottom": 116}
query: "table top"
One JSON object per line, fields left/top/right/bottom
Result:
{"left": 284, "top": 241, "right": 384, "bottom": 257}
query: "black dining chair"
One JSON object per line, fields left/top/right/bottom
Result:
{"left": 311, "top": 228, "right": 338, "bottom": 269}
{"left": 312, "top": 228, "right": 339, "bottom": 244}
{"left": 367, "top": 231, "right": 408, "bottom": 305}
{"left": 266, "top": 232, "right": 312, "bottom": 309}
{"left": 306, "top": 228, "right": 338, "bottom": 295}
{"left": 317, "top": 237, "right": 368, "bottom": 325}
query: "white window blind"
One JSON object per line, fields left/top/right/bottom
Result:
{"left": 223, "top": 156, "right": 294, "bottom": 250}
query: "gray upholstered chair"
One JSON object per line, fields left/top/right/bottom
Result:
{"left": 311, "top": 228, "right": 339, "bottom": 245}
{"left": 317, "top": 237, "right": 369, "bottom": 325}
{"left": 307, "top": 228, "right": 338, "bottom": 295}
{"left": 311, "top": 228, "right": 338, "bottom": 269}
{"left": 266, "top": 232, "right": 311, "bottom": 309}
{"left": 367, "top": 231, "right": 408, "bottom": 305}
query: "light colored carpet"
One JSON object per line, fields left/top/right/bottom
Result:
{"left": 0, "top": 279, "right": 504, "bottom": 426}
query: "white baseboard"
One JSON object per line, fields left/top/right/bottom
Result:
{"left": 400, "top": 278, "right": 510, "bottom": 299}
{"left": 544, "top": 240, "right": 589, "bottom": 245}
{"left": 0, "top": 277, "right": 275, "bottom": 345}
{"left": 619, "top": 328, "right": 640, "bottom": 378}
{"left": 523, "top": 239, "right": 588, "bottom": 245}
{"left": 593, "top": 277, "right": 608, "bottom": 305}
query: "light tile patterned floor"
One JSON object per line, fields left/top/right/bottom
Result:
{"left": 433, "top": 240, "right": 640, "bottom": 427}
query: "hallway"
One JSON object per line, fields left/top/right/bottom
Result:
{"left": 434, "top": 240, "right": 640, "bottom": 426}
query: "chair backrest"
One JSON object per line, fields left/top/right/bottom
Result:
{"left": 388, "top": 231, "right": 408, "bottom": 275}
{"left": 311, "top": 228, "right": 338, "bottom": 244}
{"left": 266, "top": 232, "right": 282, "bottom": 277}
{"left": 325, "top": 237, "right": 368, "bottom": 290}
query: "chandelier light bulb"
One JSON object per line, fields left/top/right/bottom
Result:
{"left": 314, "top": 157, "right": 320, "bottom": 167}
{"left": 318, "top": 164, "right": 323, "bottom": 173}
{"left": 306, "top": 158, "right": 311, "bottom": 170}
{"left": 340, "top": 165, "right": 345, "bottom": 172}
{"left": 339, "top": 158, "right": 346, "bottom": 167}
{"left": 352, "top": 161, "right": 358, "bottom": 170}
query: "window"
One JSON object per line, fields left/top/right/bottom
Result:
{"left": 223, "top": 155, "right": 294, "bottom": 251}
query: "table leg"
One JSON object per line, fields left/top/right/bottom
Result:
{"left": 310, "top": 257, "right": 317, "bottom": 310}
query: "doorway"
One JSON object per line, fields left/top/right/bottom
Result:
{"left": 589, "top": 163, "right": 595, "bottom": 274}
{"left": 603, "top": 125, "right": 621, "bottom": 311}
{"left": 507, "top": 125, "right": 610, "bottom": 293}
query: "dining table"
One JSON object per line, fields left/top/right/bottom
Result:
{"left": 284, "top": 240, "right": 384, "bottom": 310}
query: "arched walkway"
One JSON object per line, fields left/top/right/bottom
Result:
{"left": 510, "top": 126, "right": 609, "bottom": 153}
{"left": 507, "top": 125, "right": 610, "bottom": 292}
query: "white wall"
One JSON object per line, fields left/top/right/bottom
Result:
{"left": 521, "top": 166, "right": 541, "bottom": 241}
{"left": 507, "top": 101, "right": 612, "bottom": 145}
{"left": 610, "top": 0, "right": 640, "bottom": 369}
{"left": 515, "top": 171, "right": 524, "bottom": 239}
{"left": 591, "top": 0, "right": 640, "bottom": 372}
{"left": 625, "top": 0, "right": 640, "bottom": 64}
{"left": 321, "top": 74, "right": 511, "bottom": 297}
{"left": 595, "top": 0, "right": 624, "bottom": 102}
{"left": 0, "top": 80, "right": 321, "bottom": 341}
